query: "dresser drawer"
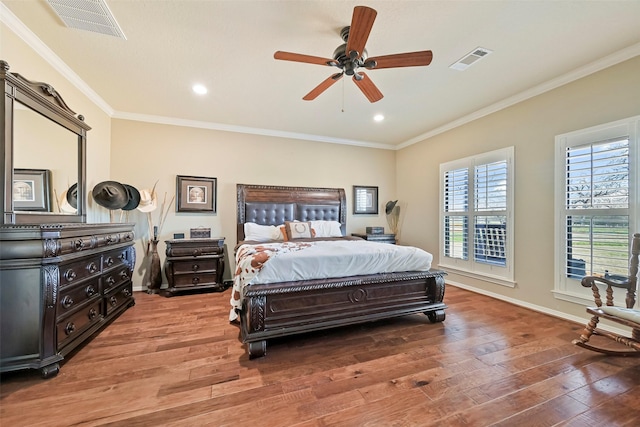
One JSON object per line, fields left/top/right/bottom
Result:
{"left": 56, "top": 300, "right": 102, "bottom": 350}
{"left": 102, "top": 266, "right": 131, "bottom": 294}
{"left": 105, "top": 282, "right": 133, "bottom": 317}
{"left": 171, "top": 272, "right": 218, "bottom": 288}
{"left": 59, "top": 255, "right": 102, "bottom": 287}
{"left": 169, "top": 258, "right": 219, "bottom": 275}
{"left": 58, "top": 279, "right": 100, "bottom": 316}
{"left": 102, "top": 247, "right": 131, "bottom": 272}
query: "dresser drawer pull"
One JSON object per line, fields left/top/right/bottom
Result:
{"left": 88, "top": 308, "right": 98, "bottom": 320}
{"left": 119, "top": 252, "right": 127, "bottom": 260}
{"left": 192, "top": 277, "right": 200, "bottom": 285}
{"left": 106, "top": 235, "right": 116, "bottom": 244}
{"left": 74, "top": 239, "right": 85, "bottom": 250}
{"left": 192, "top": 263, "right": 200, "bottom": 271}
{"left": 124, "top": 233, "right": 133, "bottom": 241}
{"left": 192, "top": 249, "right": 202, "bottom": 256}
{"left": 87, "top": 262, "right": 98, "bottom": 274}
{"left": 64, "top": 269, "right": 77, "bottom": 282}
{"left": 109, "top": 296, "right": 118, "bottom": 307}
{"left": 85, "top": 285, "right": 97, "bottom": 297}
{"left": 65, "top": 322, "right": 76, "bottom": 336}
{"left": 61, "top": 295, "right": 74, "bottom": 309}
{"left": 105, "top": 257, "right": 114, "bottom": 267}
{"left": 106, "top": 276, "right": 116, "bottom": 286}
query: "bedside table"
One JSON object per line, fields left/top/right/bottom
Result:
{"left": 162, "top": 238, "right": 226, "bottom": 297}
{"left": 351, "top": 233, "right": 396, "bottom": 244}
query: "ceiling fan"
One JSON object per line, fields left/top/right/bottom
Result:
{"left": 274, "top": 5, "right": 433, "bottom": 103}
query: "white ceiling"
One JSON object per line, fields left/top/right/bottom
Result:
{"left": 2, "top": 0, "right": 640, "bottom": 149}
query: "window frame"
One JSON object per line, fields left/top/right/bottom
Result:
{"left": 439, "top": 147, "right": 515, "bottom": 287}
{"left": 553, "top": 115, "right": 640, "bottom": 306}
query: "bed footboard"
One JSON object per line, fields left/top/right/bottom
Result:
{"left": 240, "top": 270, "right": 446, "bottom": 358}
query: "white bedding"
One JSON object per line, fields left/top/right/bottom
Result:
{"left": 229, "top": 238, "right": 433, "bottom": 321}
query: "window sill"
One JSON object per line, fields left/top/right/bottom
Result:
{"left": 437, "top": 264, "right": 516, "bottom": 288}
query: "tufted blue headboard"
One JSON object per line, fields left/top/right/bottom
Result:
{"left": 237, "top": 184, "right": 347, "bottom": 241}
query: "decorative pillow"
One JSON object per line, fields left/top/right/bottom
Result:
{"left": 285, "top": 221, "right": 313, "bottom": 239}
{"left": 244, "top": 222, "right": 284, "bottom": 242}
{"left": 310, "top": 220, "right": 343, "bottom": 237}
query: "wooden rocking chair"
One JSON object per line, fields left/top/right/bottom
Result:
{"left": 572, "top": 233, "right": 640, "bottom": 356}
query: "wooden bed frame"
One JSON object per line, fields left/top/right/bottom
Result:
{"left": 236, "top": 184, "right": 447, "bottom": 358}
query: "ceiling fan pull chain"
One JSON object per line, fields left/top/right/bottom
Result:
{"left": 341, "top": 77, "right": 345, "bottom": 112}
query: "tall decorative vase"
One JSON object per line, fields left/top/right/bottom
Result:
{"left": 147, "top": 239, "right": 162, "bottom": 294}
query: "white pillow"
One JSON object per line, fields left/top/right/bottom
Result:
{"left": 310, "top": 220, "right": 343, "bottom": 237}
{"left": 243, "top": 222, "right": 284, "bottom": 242}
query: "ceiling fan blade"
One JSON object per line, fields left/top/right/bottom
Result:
{"left": 274, "top": 51, "right": 337, "bottom": 67}
{"left": 303, "top": 73, "right": 344, "bottom": 100}
{"left": 346, "top": 6, "right": 377, "bottom": 60}
{"left": 352, "top": 72, "right": 383, "bottom": 103}
{"left": 366, "top": 51, "right": 433, "bottom": 69}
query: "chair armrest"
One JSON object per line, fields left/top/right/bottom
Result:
{"left": 580, "top": 275, "right": 632, "bottom": 289}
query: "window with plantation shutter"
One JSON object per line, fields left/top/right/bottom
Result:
{"left": 440, "top": 147, "right": 514, "bottom": 286}
{"left": 554, "top": 116, "right": 639, "bottom": 304}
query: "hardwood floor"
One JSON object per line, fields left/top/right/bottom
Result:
{"left": 1, "top": 285, "right": 639, "bottom": 426}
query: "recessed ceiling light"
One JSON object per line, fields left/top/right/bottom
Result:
{"left": 374, "top": 114, "right": 384, "bottom": 122}
{"left": 192, "top": 84, "right": 208, "bottom": 95}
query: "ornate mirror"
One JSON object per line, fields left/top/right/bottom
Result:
{"left": 1, "top": 60, "right": 89, "bottom": 224}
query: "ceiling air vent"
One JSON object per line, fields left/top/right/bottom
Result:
{"left": 449, "top": 47, "right": 493, "bottom": 71}
{"left": 46, "top": 0, "right": 126, "bottom": 39}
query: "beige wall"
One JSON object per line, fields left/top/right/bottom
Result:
{"left": 110, "top": 120, "right": 396, "bottom": 288}
{"left": 397, "top": 56, "right": 640, "bottom": 321}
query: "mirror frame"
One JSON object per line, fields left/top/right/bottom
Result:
{"left": 1, "top": 60, "right": 90, "bottom": 225}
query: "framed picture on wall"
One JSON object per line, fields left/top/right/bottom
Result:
{"left": 353, "top": 185, "right": 378, "bottom": 214}
{"left": 13, "top": 168, "right": 52, "bottom": 212}
{"left": 176, "top": 175, "right": 217, "bottom": 213}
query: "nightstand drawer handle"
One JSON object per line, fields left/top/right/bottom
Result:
{"left": 192, "top": 277, "right": 200, "bottom": 284}
{"left": 61, "top": 295, "right": 74, "bottom": 309}
{"left": 192, "top": 249, "right": 201, "bottom": 256}
{"left": 192, "top": 263, "right": 200, "bottom": 271}
{"left": 120, "top": 270, "right": 129, "bottom": 279}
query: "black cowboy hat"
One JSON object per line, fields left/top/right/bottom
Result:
{"left": 66, "top": 183, "right": 78, "bottom": 209}
{"left": 385, "top": 200, "right": 398, "bottom": 215}
{"left": 92, "top": 181, "right": 129, "bottom": 210}
{"left": 121, "top": 184, "right": 141, "bottom": 211}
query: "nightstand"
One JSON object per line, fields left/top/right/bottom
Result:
{"left": 162, "top": 238, "right": 226, "bottom": 297}
{"left": 351, "top": 233, "right": 396, "bottom": 244}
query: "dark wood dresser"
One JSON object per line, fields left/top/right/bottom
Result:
{"left": 351, "top": 233, "right": 396, "bottom": 244}
{"left": 0, "top": 223, "right": 136, "bottom": 378}
{"left": 163, "top": 237, "right": 226, "bottom": 296}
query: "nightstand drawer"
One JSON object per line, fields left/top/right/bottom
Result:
{"left": 169, "top": 259, "right": 219, "bottom": 274}
{"left": 171, "top": 272, "right": 218, "bottom": 288}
